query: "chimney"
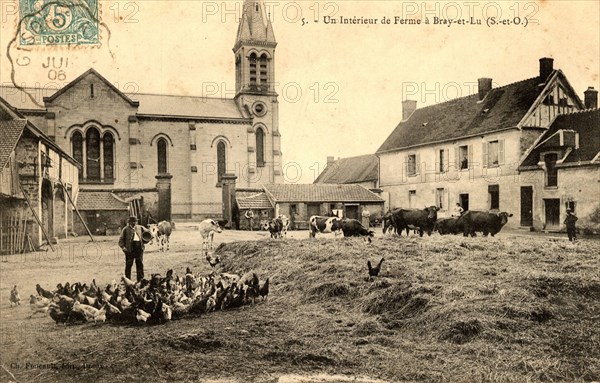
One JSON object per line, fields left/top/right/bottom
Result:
{"left": 584, "top": 87, "right": 598, "bottom": 109}
{"left": 327, "top": 156, "right": 335, "bottom": 167}
{"left": 402, "top": 100, "right": 417, "bottom": 121}
{"left": 539, "top": 57, "right": 554, "bottom": 82}
{"left": 478, "top": 78, "right": 493, "bottom": 101}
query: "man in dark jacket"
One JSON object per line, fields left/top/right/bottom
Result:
{"left": 564, "top": 209, "right": 578, "bottom": 242}
{"left": 118, "top": 216, "right": 149, "bottom": 281}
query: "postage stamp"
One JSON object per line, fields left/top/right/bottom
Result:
{"left": 18, "top": 0, "right": 99, "bottom": 46}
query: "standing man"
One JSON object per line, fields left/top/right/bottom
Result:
{"left": 118, "top": 216, "right": 148, "bottom": 281}
{"left": 564, "top": 208, "right": 578, "bottom": 242}
{"left": 245, "top": 210, "right": 255, "bottom": 231}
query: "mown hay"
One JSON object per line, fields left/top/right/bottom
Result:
{"left": 309, "top": 282, "right": 352, "bottom": 298}
{"left": 440, "top": 319, "right": 483, "bottom": 344}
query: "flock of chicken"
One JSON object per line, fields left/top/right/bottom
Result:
{"left": 20, "top": 255, "right": 270, "bottom": 325}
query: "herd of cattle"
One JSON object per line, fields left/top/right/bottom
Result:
{"left": 144, "top": 208, "right": 513, "bottom": 251}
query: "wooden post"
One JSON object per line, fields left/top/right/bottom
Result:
{"left": 57, "top": 181, "right": 94, "bottom": 242}
{"left": 18, "top": 181, "right": 55, "bottom": 251}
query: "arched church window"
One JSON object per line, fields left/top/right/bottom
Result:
{"left": 256, "top": 128, "right": 265, "bottom": 167}
{"left": 72, "top": 131, "right": 83, "bottom": 180}
{"left": 86, "top": 127, "right": 101, "bottom": 181}
{"left": 157, "top": 138, "right": 168, "bottom": 174}
{"left": 103, "top": 132, "right": 114, "bottom": 181}
{"left": 217, "top": 141, "right": 226, "bottom": 184}
{"left": 259, "top": 54, "right": 268, "bottom": 85}
{"left": 249, "top": 53, "right": 257, "bottom": 86}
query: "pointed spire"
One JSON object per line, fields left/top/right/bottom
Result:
{"left": 234, "top": 0, "right": 276, "bottom": 49}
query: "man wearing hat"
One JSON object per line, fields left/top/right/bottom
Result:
{"left": 564, "top": 208, "right": 578, "bottom": 242}
{"left": 118, "top": 216, "right": 150, "bottom": 281}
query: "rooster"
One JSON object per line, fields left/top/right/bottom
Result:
{"left": 10, "top": 285, "right": 21, "bottom": 307}
{"left": 259, "top": 278, "right": 270, "bottom": 301}
{"left": 206, "top": 253, "right": 220, "bottom": 268}
{"left": 367, "top": 258, "right": 385, "bottom": 281}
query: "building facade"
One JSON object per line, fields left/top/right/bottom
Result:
{"left": 376, "top": 58, "right": 598, "bottom": 230}
{"left": 0, "top": 0, "right": 282, "bottom": 231}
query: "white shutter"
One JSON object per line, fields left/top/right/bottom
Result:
{"left": 416, "top": 153, "right": 421, "bottom": 175}
{"left": 482, "top": 142, "right": 488, "bottom": 168}
{"left": 468, "top": 145, "right": 473, "bottom": 170}
{"left": 498, "top": 139, "right": 505, "bottom": 165}
{"left": 455, "top": 146, "right": 460, "bottom": 169}
{"left": 404, "top": 155, "right": 408, "bottom": 177}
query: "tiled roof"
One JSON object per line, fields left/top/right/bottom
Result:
{"left": 77, "top": 191, "right": 129, "bottom": 211}
{"left": 314, "top": 154, "right": 379, "bottom": 184}
{"left": 132, "top": 93, "right": 244, "bottom": 120}
{"left": 0, "top": 120, "right": 26, "bottom": 169}
{"left": 236, "top": 190, "right": 273, "bottom": 210}
{"left": 520, "top": 109, "right": 600, "bottom": 167}
{"left": 377, "top": 75, "right": 555, "bottom": 153}
{"left": 263, "top": 184, "right": 383, "bottom": 203}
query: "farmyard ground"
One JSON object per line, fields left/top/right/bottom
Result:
{"left": 1, "top": 226, "right": 599, "bottom": 383}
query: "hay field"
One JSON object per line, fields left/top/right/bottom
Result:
{"left": 0, "top": 230, "right": 599, "bottom": 383}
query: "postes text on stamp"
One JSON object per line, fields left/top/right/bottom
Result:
{"left": 18, "top": 0, "right": 99, "bottom": 46}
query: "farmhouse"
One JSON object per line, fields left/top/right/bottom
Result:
{"left": 375, "top": 57, "right": 598, "bottom": 230}
{"left": 0, "top": 96, "right": 80, "bottom": 252}
{"left": 518, "top": 107, "right": 600, "bottom": 231}
{"left": 0, "top": 0, "right": 282, "bottom": 232}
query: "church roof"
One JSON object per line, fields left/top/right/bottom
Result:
{"left": 520, "top": 109, "right": 600, "bottom": 168}
{"left": 263, "top": 184, "right": 384, "bottom": 203}
{"left": 132, "top": 93, "right": 245, "bottom": 120}
{"left": 377, "top": 70, "right": 584, "bottom": 153}
{"left": 76, "top": 191, "right": 129, "bottom": 211}
{"left": 314, "top": 154, "right": 379, "bottom": 184}
{"left": 0, "top": 85, "right": 247, "bottom": 121}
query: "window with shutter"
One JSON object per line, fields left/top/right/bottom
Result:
{"left": 482, "top": 142, "right": 489, "bottom": 168}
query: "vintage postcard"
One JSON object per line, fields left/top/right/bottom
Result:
{"left": 0, "top": 1, "right": 599, "bottom": 382}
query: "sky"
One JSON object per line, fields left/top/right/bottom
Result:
{"left": 1, "top": 0, "right": 599, "bottom": 183}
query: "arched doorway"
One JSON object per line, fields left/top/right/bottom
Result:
{"left": 53, "top": 187, "right": 66, "bottom": 238}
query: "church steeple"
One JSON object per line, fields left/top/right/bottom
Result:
{"left": 234, "top": 0, "right": 277, "bottom": 50}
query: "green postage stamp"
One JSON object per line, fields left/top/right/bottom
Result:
{"left": 18, "top": 0, "right": 99, "bottom": 46}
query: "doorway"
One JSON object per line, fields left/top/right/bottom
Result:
{"left": 520, "top": 187, "right": 533, "bottom": 226}
{"left": 307, "top": 203, "right": 320, "bottom": 218}
{"left": 345, "top": 205, "right": 359, "bottom": 220}
{"left": 459, "top": 194, "right": 469, "bottom": 212}
{"left": 544, "top": 199, "right": 560, "bottom": 228}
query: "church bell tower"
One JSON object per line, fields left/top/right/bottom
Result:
{"left": 234, "top": 0, "right": 282, "bottom": 184}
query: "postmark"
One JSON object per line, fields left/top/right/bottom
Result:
{"left": 18, "top": 0, "right": 99, "bottom": 46}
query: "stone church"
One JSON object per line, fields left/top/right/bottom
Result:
{"left": 1, "top": 0, "right": 282, "bottom": 233}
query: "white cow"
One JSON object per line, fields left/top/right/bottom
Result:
{"left": 199, "top": 219, "right": 223, "bottom": 250}
{"left": 149, "top": 221, "right": 172, "bottom": 252}
{"left": 278, "top": 215, "right": 290, "bottom": 237}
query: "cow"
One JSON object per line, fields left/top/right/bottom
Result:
{"left": 382, "top": 209, "right": 400, "bottom": 235}
{"left": 263, "top": 217, "right": 284, "bottom": 239}
{"left": 456, "top": 211, "right": 513, "bottom": 237}
{"left": 309, "top": 216, "right": 343, "bottom": 238}
{"left": 434, "top": 217, "right": 462, "bottom": 235}
{"left": 278, "top": 215, "right": 290, "bottom": 237}
{"left": 149, "top": 221, "right": 173, "bottom": 251}
{"left": 389, "top": 206, "right": 440, "bottom": 237}
{"left": 198, "top": 219, "right": 223, "bottom": 250}
{"left": 340, "top": 219, "right": 375, "bottom": 242}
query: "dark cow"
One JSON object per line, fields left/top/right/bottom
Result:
{"left": 388, "top": 207, "right": 439, "bottom": 237}
{"left": 309, "top": 216, "right": 343, "bottom": 238}
{"left": 382, "top": 209, "right": 400, "bottom": 235}
{"left": 457, "top": 211, "right": 513, "bottom": 237}
{"left": 434, "top": 217, "right": 462, "bottom": 235}
{"left": 340, "top": 219, "right": 375, "bottom": 241}
{"left": 263, "top": 217, "right": 284, "bottom": 239}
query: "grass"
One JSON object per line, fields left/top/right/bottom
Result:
{"left": 1, "top": 232, "right": 599, "bottom": 382}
